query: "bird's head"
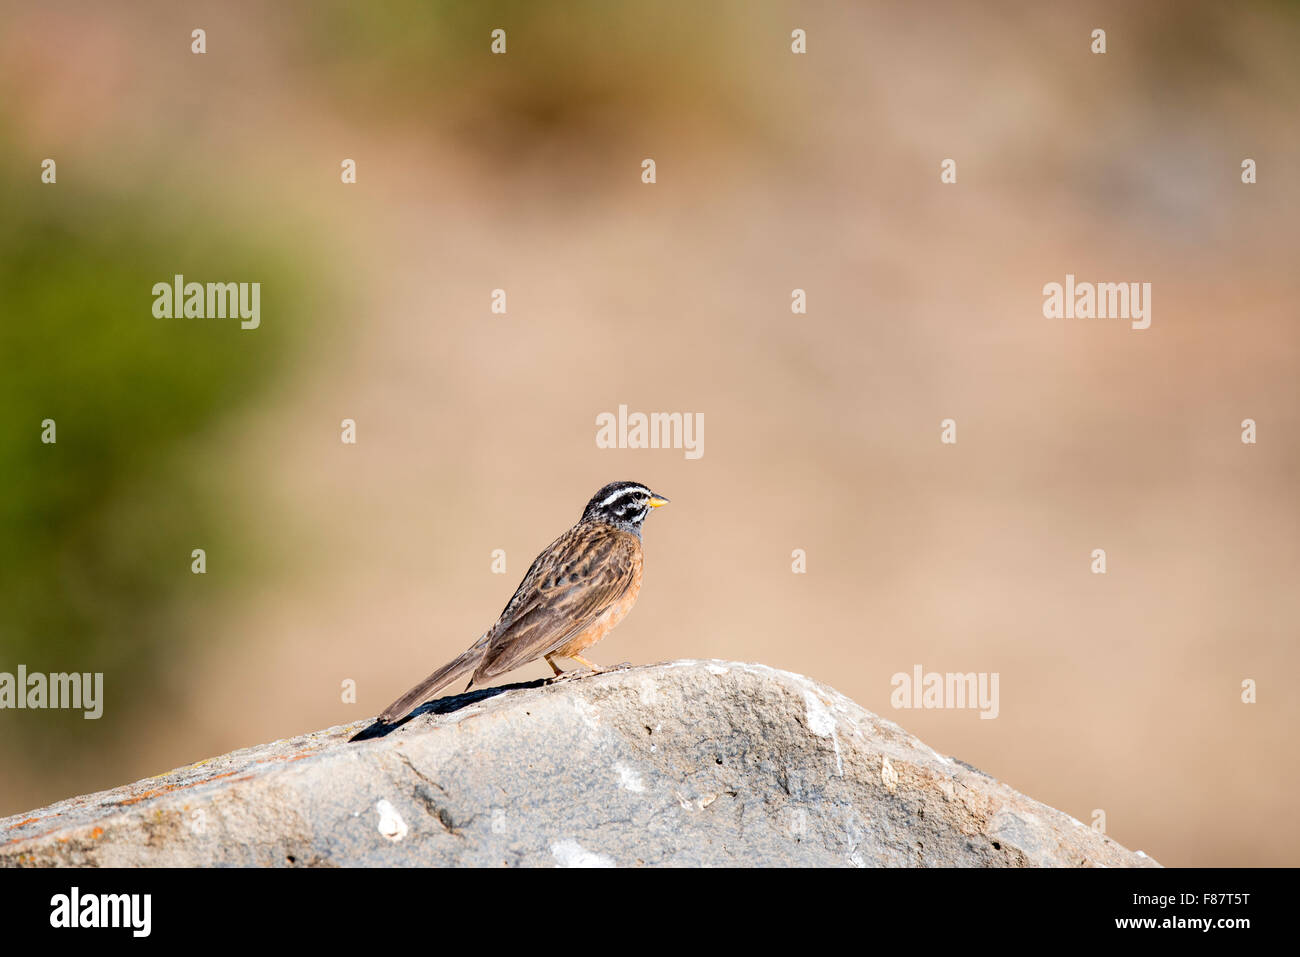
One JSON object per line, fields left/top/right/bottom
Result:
{"left": 581, "top": 481, "right": 670, "bottom": 532}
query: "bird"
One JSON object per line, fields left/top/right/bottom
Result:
{"left": 376, "top": 481, "right": 670, "bottom": 724}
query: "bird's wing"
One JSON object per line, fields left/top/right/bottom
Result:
{"left": 475, "top": 526, "right": 640, "bottom": 680}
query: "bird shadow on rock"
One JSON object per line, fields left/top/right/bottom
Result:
{"left": 348, "top": 677, "right": 551, "bottom": 742}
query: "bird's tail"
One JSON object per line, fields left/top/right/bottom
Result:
{"left": 378, "top": 634, "right": 488, "bottom": 724}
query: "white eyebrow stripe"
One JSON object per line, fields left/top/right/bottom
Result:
{"left": 600, "top": 485, "right": 648, "bottom": 507}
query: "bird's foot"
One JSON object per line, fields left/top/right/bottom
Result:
{"left": 545, "top": 656, "right": 633, "bottom": 685}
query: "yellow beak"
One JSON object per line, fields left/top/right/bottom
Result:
{"left": 647, "top": 494, "right": 670, "bottom": 508}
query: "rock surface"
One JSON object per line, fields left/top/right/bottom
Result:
{"left": 0, "top": 660, "right": 1157, "bottom": 867}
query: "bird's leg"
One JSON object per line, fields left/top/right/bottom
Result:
{"left": 545, "top": 654, "right": 582, "bottom": 683}
{"left": 545, "top": 653, "right": 601, "bottom": 683}
{"left": 573, "top": 656, "right": 632, "bottom": 674}
{"left": 569, "top": 654, "right": 605, "bottom": 674}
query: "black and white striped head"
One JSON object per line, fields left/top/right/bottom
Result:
{"left": 581, "top": 481, "right": 670, "bottom": 532}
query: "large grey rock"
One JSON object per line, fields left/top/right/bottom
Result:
{"left": 0, "top": 660, "right": 1156, "bottom": 867}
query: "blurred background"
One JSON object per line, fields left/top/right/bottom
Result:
{"left": 1, "top": 0, "right": 1297, "bottom": 866}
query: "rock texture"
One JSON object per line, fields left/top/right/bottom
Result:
{"left": 0, "top": 660, "right": 1157, "bottom": 867}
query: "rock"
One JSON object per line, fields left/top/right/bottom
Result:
{"left": 0, "top": 660, "right": 1157, "bottom": 867}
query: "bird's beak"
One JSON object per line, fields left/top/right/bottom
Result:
{"left": 647, "top": 494, "right": 670, "bottom": 508}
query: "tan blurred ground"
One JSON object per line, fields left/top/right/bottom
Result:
{"left": 2, "top": 1, "right": 1298, "bottom": 865}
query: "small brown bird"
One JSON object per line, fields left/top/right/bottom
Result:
{"left": 377, "top": 481, "right": 670, "bottom": 723}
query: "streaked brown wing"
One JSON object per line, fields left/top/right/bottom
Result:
{"left": 475, "top": 525, "right": 639, "bottom": 680}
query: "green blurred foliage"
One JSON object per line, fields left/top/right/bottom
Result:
{"left": 0, "top": 143, "right": 319, "bottom": 754}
